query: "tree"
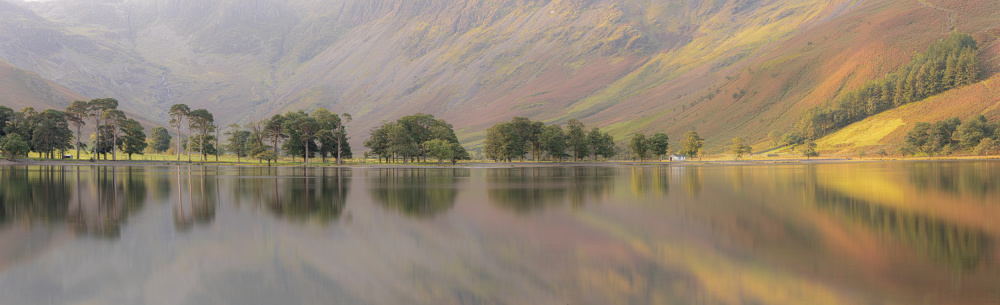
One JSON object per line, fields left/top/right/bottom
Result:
{"left": 731, "top": 137, "right": 752, "bottom": 160}
{"left": 0, "top": 105, "right": 13, "bottom": 138}
{"left": 973, "top": 138, "right": 997, "bottom": 156}
{"left": 801, "top": 141, "right": 819, "bottom": 159}
{"left": 103, "top": 109, "right": 127, "bottom": 161}
{"left": 118, "top": 118, "right": 147, "bottom": 160}
{"left": 256, "top": 150, "right": 278, "bottom": 166}
{"left": 767, "top": 130, "right": 783, "bottom": 148}
{"left": 540, "top": 125, "right": 567, "bottom": 162}
{"left": 511, "top": 117, "right": 543, "bottom": 161}
{"left": 629, "top": 133, "right": 648, "bottom": 161}
{"left": 904, "top": 122, "right": 933, "bottom": 155}
{"left": 387, "top": 122, "right": 419, "bottom": 162}
{"left": 312, "top": 108, "right": 341, "bottom": 163}
{"left": 680, "top": 131, "right": 704, "bottom": 158}
{"left": 225, "top": 124, "right": 251, "bottom": 163}
{"left": 32, "top": 110, "right": 73, "bottom": 159}
{"left": 169, "top": 104, "right": 190, "bottom": 161}
{"left": 484, "top": 122, "right": 524, "bottom": 162}
{"left": 287, "top": 115, "right": 320, "bottom": 165}
{"left": 65, "top": 100, "right": 88, "bottom": 159}
{"left": 88, "top": 98, "right": 118, "bottom": 160}
{"left": 188, "top": 109, "right": 215, "bottom": 162}
{"left": 365, "top": 123, "right": 392, "bottom": 163}
{"left": 265, "top": 114, "right": 287, "bottom": 155}
{"left": 1, "top": 134, "right": 30, "bottom": 160}
{"left": 587, "top": 128, "right": 616, "bottom": 161}
{"left": 423, "top": 139, "right": 455, "bottom": 165}
{"left": 781, "top": 132, "right": 805, "bottom": 151}
{"left": 149, "top": 127, "right": 171, "bottom": 153}
{"left": 648, "top": 133, "right": 670, "bottom": 160}
{"left": 954, "top": 115, "right": 989, "bottom": 148}
{"left": 337, "top": 113, "right": 352, "bottom": 165}
{"left": 930, "top": 117, "right": 960, "bottom": 152}
{"left": 566, "top": 119, "right": 589, "bottom": 161}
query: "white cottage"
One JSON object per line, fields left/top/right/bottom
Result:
{"left": 669, "top": 154, "right": 687, "bottom": 161}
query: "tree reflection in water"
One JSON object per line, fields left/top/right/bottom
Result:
{"left": 0, "top": 166, "right": 73, "bottom": 226}
{"left": 487, "top": 167, "right": 615, "bottom": 213}
{"left": 368, "top": 168, "right": 466, "bottom": 218}
{"left": 227, "top": 167, "right": 350, "bottom": 225}
{"left": 0, "top": 166, "right": 150, "bottom": 239}
{"left": 173, "top": 166, "right": 216, "bottom": 232}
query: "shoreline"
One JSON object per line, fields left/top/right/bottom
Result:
{"left": 1, "top": 156, "right": 997, "bottom": 169}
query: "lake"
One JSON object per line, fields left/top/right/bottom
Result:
{"left": 0, "top": 162, "right": 998, "bottom": 305}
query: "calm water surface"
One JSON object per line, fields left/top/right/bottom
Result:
{"left": 0, "top": 162, "right": 998, "bottom": 305}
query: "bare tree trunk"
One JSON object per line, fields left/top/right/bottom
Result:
{"left": 201, "top": 134, "right": 206, "bottom": 162}
{"left": 177, "top": 121, "right": 183, "bottom": 161}
{"left": 112, "top": 125, "right": 118, "bottom": 161}
{"left": 76, "top": 126, "right": 82, "bottom": 159}
{"left": 304, "top": 141, "right": 310, "bottom": 166}
{"left": 188, "top": 127, "right": 192, "bottom": 162}
{"left": 336, "top": 136, "right": 342, "bottom": 165}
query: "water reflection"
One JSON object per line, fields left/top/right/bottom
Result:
{"left": 0, "top": 166, "right": 72, "bottom": 226}
{"left": 815, "top": 187, "right": 987, "bottom": 271}
{"left": 487, "top": 167, "right": 616, "bottom": 213}
{"left": 905, "top": 162, "right": 1000, "bottom": 197}
{"left": 367, "top": 168, "right": 465, "bottom": 218}
{"left": 227, "top": 167, "right": 350, "bottom": 225}
{"left": 0, "top": 166, "right": 152, "bottom": 239}
{"left": 72, "top": 166, "right": 149, "bottom": 238}
{"left": 173, "top": 166, "right": 217, "bottom": 231}
{"left": 0, "top": 162, "right": 998, "bottom": 305}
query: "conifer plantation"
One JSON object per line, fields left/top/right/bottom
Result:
{"left": 795, "top": 33, "right": 981, "bottom": 139}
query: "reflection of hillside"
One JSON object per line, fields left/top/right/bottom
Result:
{"left": 815, "top": 187, "right": 989, "bottom": 271}
{"left": 487, "top": 167, "right": 614, "bottom": 213}
{"left": 369, "top": 168, "right": 465, "bottom": 218}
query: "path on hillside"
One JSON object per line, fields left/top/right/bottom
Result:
{"left": 915, "top": 0, "right": 955, "bottom": 32}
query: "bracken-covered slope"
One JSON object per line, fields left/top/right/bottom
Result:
{"left": 1, "top": 0, "right": 997, "bottom": 150}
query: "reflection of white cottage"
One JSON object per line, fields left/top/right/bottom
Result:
{"left": 669, "top": 154, "right": 687, "bottom": 161}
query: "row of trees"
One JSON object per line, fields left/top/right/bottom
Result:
{"left": 483, "top": 118, "right": 616, "bottom": 162}
{"left": 0, "top": 99, "right": 148, "bottom": 161}
{"left": 795, "top": 33, "right": 981, "bottom": 139}
{"left": 223, "top": 108, "right": 352, "bottom": 166}
{"left": 903, "top": 115, "right": 1000, "bottom": 156}
{"left": 482, "top": 118, "right": 716, "bottom": 162}
{"left": 364, "top": 113, "right": 468, "bottom": 164}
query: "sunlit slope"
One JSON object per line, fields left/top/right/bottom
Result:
{"left": 601, "top": 0, "right": 1000, "bottom": 150}
{"left": 817, "top": 72, "right": 1000, "bottom": 154}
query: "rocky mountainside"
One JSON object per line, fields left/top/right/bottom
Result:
{"left": 1, "top": 0, "right": 997, "bottom": 150}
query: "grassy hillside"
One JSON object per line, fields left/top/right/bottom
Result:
{"left": 2, "top": 0, "right": 998, "bottom": 152}
{"left": 817, "top": 74, "right": 1000, "bottom": 154}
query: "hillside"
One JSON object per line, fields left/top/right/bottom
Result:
{"left": 0, "top": 58, "right": 165, "bottom": 135}
{"left": 1, "top": 0, "right": 998, "bottom": 151}
{"left": 0, "top": 58, "right": 85, "bottom": 111}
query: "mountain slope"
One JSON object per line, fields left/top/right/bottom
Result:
{"left": 2, "top": 0, "right": 998, "bottom": 151}
{"left": 0, "top": 57, "right": 85, "bottom": 111}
